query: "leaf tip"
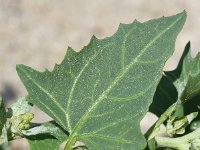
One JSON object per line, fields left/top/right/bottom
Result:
{"left": 16, "top": 64, "right": 25, "bottom": 73}
{"left": 183, "top": 9, "right": 187, "bottom": 16}
{"left": 162, "top": 11, "right": 187, "bottom": 25}
{"left": 179, "top": 10, "right": 187, "bottom": 22}
{"left": 175, "top": 10, "right": 187, "bottom": 18}
{"left": 16, "top": 64, "right": 33, "bottom": 74}
{"left": 183, "top": 41, "right": 191, "bottom": 56}
{"left": 16, "top": 64, "right": 37, "bottom": 81}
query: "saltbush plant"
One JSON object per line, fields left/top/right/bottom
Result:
{"left": 1, "top": 11, "right": 200, "bottom": 150}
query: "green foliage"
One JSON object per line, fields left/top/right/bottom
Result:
{"left": 167, "top": 43, "right": 200, "bottom": 103}
{"left": 166, "top": 112, "right": 198, "bottom": 135}
{"left": 149, "top": 42, "right": 191, "bottom": 117}
{"left": 8, "top": 97, "right": 31, "bottom": 117}
{"left": 16, "top": 12, "right": 186, "bottom": 149}
{"left": 8, "top": 97, "right": 33, "bottom": 136}
{"left": 150, "top": 41, "right": 200, "bottom": 130}
{"left": 2, "top": 11, "right": 200, "bottom": 150}
{"left": 146, "top": 41, "right": 200, "bottom": 149}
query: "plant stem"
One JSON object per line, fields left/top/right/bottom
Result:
{"left": 145, "top": 103, "right": 176, "bottom": 140}
{"left": 155, "top": 136, "right": 189, "bottom": 150}
{"left": 64, "top": 136, "right": 75, "bottom": 150}
{"left": 155, "top": 127, "right": 200, "bottom": 150}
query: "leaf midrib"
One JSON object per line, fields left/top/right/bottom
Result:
{"left": 79, "top": 133, "right": 136, "bottom": 144}
{"left": 68, "top": 14, "right": 184, "bottom": 143}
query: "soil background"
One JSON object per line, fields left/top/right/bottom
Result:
{"left": 0, "top": 0, "right": 200, "bottom": 149}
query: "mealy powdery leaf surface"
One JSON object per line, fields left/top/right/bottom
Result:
{"left": 8, "top": 97, "right": 31, "bottom": 117}
{"left": 17, "top": 12, "right": 186, "bottom": 149}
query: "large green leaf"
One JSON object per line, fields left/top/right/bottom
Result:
{"left": 0, "top": 97, "right": 6, "bottom": 136}
{"left": 28, "top": 122, "right": 69, "bottom": 150}
{"left": 16, "top": 12, "right": 186, "bottom": 149}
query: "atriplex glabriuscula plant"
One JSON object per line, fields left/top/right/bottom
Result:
{"left": 1, "top": 11, "right": 200, "bottom": 150}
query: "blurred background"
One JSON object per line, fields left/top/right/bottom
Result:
{"left": 0, "top": 0, "right": 200, "bottom": 149}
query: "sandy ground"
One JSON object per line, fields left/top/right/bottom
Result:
{"left": 0, "top": 0, "right": 200, "bottom": 149}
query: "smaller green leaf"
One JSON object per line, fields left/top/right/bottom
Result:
{"left": 27, "top": 121, "right": 69, "bottom": 150}
{"left": 166, "top": 112, "right": 198, "bottom": 135}
{"left": 166, "top": 42, "right": 200, "bottom": 127}
{"left": 8, "top": 97, "right": 34, "bottom": 136}
{"left": 149, "top": 42, "right": 191, "bottom": 118}
{"left": 166, "top": 42, "right": 200, "bottom": 103}
{"left": 7, "top": 97, "right": 31, "bottom": 117}
{"left": 23, "top": 123, "right": 56, "bottom": 136}
{"left": 0, "top": 97, "right": 6, "bottom": 136}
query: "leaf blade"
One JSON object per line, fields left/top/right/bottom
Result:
{"left": 17, "top": 12, "right": 186, "bottom": 149}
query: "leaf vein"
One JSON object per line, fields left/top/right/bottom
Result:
{"left": 66, "top": 42, "right": 114, "bottom": 132}
{"left": 19, "top": 68, "right": 66, "bottom": 114}
{"left": 68, "top": 14, "right": 184, "bottom": 140}
{"left": 121, "top": 25, "right": 137, "bottom": 69}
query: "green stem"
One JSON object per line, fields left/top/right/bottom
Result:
{"left": 64, "top": 136, "right": 76, "bottom": 150}
{"left": 155, "top": 127, "right": 200, "bottom": 150}
{"left": 145, "top": 103, "right": 176, "bottom": 140}
{"left": 155, "top": 136, "right": 189, "bottom": 150}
